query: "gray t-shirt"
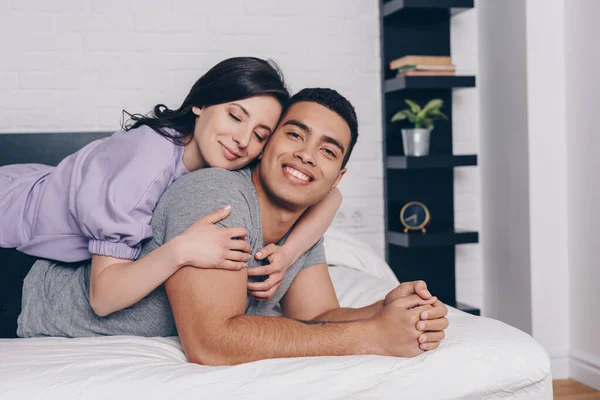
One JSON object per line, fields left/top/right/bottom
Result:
{"left": 17, "top": 167, "right": 326, "bottom": 338}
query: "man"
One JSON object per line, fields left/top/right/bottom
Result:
{"left": 153, "top": 88, "right": 449, "bottom": 365}
{"left": 18, "top": 89, "right": 448, "bottom": 364}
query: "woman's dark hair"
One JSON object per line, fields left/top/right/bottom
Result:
{"left": 122, "top": 57, "right": 290, "bottom": 145}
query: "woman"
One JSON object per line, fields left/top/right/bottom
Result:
{"left": 0, "top": 57, "right": 341, "bottom": 337}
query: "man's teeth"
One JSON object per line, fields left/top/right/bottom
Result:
{"left": 284, "top": 166, "right": 310, "bottom": 182}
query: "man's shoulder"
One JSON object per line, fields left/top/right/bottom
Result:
{"left": 162, "top": 166, "right": 254, "bottom": 203}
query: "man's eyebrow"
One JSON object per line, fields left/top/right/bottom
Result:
{"left": 283, "top": 119, "right": 345, "bottom": 154}
{"left": 322, "top": 135, "right": 345, "bottom": 155}
{"left": 282, "top": 119, "right": 312, "bottom": 134}
{"left": 232, "top": 103, "right": 273, "bottom": 134}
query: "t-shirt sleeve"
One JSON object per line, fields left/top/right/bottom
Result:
{"left": 148, "top": 168, "right": 254, "bottom": 252}
{"left": 299, "top": 237, "right": 327, "bottom": 271}
{"left": 72, "top": 127, "right": 179, "bottom": 260}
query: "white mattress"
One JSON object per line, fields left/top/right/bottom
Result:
{"left": 0, "top": 229, "right": 552, "bottom": 399}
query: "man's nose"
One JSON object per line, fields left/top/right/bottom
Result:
{"left": 294, "top": 147, "right": 316, "bottom": 166}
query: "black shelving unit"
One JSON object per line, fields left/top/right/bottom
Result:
{"left": 382, "top": 0, "right": 474, "bottom": 17}
{"left": 385, "top": 76, "right": 476, "bottom": 92}
{"left": 387, "top": 230, "right": 478, "bottom": 248}
{"left": 387, "top": 155, "right": 477, "bottom": 169}
{"left": 379, "top": 0, "right": 479, "bottom": 314}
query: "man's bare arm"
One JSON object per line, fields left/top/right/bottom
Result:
{"left": 165, "top": 266, "right": 381, "bottom": 366}
{"left": 280, "top": 263, "right": 385, "bottom": 323}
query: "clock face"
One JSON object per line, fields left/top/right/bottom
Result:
{"left": 401, "top": 202, "right": 429, "bottom": 229}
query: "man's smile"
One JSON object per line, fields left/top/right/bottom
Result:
{"left": 282, "top": 164, "right": 314, "bottom": 184}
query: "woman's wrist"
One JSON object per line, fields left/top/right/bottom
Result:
{"left": 165, "top": 236, "right": 188, "bottom": 271}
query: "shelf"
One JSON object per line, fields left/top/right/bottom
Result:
{"left": 383, "top": 0, "right": 474, "bottom": 18}
{"left": 387, "top": 230, "right": 478, "bottom": 248}
{"left": 385, "top": 76, "right": 476, "bottom": 93}
{"left": 454, "top": 302, "right": 480, "bottom": 316}
{"left": 387, "top": 155, "right": 477, "bottom": 169}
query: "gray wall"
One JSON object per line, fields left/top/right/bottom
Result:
{"left": 478, "top": 0, "right": 532, "bottom": 333}
{"left": 566, "top": 0, "right": 600, "bottom": 389}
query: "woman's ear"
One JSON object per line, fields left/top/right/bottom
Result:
{"left": 258, "top": 152, "right": 263, "bottom": 160}
{"left": 192, "top": 106, "right": 202, "bottom": 116}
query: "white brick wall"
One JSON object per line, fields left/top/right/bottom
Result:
{"left": 0, "top": 0, "right": 386, "bottom": 255}
{"left": 0, "top": 1, "right": 483, "bottom": 306}
{"left": 451, "top": 9, "right": 483, "bottom": 309}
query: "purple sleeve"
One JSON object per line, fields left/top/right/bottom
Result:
{"left": 72, "top": 127, "right": 180, "bottom": 260}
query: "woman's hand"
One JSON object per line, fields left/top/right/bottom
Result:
{"left": 175, "top": 205, "right": 251, "bottom": 271}
{"left": 247, "top": 243, "right": 297, "bottom": 300}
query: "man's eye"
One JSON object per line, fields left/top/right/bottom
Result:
{"left": 288, "top": 132, "right": 302, "bottom": 139}
{"left": 229, "top": 113, "right": 241, "bottom": 122}
{"left": 322, "top": 148, "right": 337, "bottom": 158}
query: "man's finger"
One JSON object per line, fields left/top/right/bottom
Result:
{"left": 396, "top": 281, "right": 432, "bottom": 299}
{"left": 418, "top": 330, "right": 445, "bottom": 344}
{"left": 416, "top": 317, "right": 449, "bottom": 332}
{"left": 420, "top": 301, "right": 448, "bottom": 320}
{"left": 390, "top": 294, "right": 437, "bottom": 310}
{"left": 419, "top": 341, "right": 440, "bottom": 351}
{"left": 255, "top": 243, "right": 278, "bottom": 260}
{"left": 198, "top": 205, "right": 232, "bottom": 224}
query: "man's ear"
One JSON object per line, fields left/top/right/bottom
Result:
{"left": 331, "top": 168, "right": 347, "bottom": 189}
{"left": 192, "top": 106, "right": 202, "bottom": 116}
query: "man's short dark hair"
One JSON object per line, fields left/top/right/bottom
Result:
{"left": 285, "top": 88, "right": 358, "bottom": 168}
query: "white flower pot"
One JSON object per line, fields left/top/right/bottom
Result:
{"left": 401, "top": 128, "right": 431, "bottom": 157}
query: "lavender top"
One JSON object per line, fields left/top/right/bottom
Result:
{"left": 0, "top": 126, "right": 189, "bottom": 262}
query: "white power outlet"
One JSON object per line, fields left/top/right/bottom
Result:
{"left": 333, "top": 207, "right": 367, "bottom": 229}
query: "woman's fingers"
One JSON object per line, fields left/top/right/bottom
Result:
{"left": 197, "top": 205, "right": 232, "bottom": 224}
{"left": 223, "top": 226, "right": 247, "bottom": 240}
{"left": 247, "top": 275, "right": 282, "bottom": 292}
{"left": 225, "top": 250, "right": 250, "bottom": 263}
{"left": 247, "top": 265, "right": 277, "bottom": 277}
{"left": 212, "top": 260, "right": 246, "bottom": 271}
{"left": 250, "top": 285, "right": 279, "bottom": 301}
{"left": 255, "top": 243, "right": 278, "bottom": 260}
{"left": 228, "top": 239, "right": 252, "bottom": 253}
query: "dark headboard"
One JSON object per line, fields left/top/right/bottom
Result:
{"left": 0, "top": 132, "right": 112, "bottom": 167}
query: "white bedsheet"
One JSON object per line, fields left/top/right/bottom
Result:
{"left": 0, "top": 229, "right": 552, "bottom": 399}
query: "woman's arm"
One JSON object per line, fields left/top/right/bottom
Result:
{"left": 89, "top": 242, "right": 182, "bottom": 317}
{"left": 247, "top": 188, "right": 342, "bottom": 300}
{"left": 284, "top": 188, "right": 342, "bottom": 262}
{"left": 89, "top": 206, "right": 251, "bottom": 317}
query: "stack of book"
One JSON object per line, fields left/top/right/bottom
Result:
{"left": 389, "top": 55, "right": 456, "bottom": 77}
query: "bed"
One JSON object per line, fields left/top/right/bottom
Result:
{"left": 0, "top": 132, "right": 552, "bottom": 399}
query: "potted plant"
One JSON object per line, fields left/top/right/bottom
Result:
{"left": 390, "top": 99, "right": 448, "bottom": 156}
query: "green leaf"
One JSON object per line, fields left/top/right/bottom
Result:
{"left": 422, "top": 117, "right": 434, "bottom": 130}
{"left": 404, "top": 99, "right": 421, "bottom": 114}
{"left": 428, "top": 109, "right": 449, "bottom": 120}
{"left": 391, "top": 111, "right": 407, "bottom": 122}
{"left": 402, "top": 109, "right": 418, "bottom": 124}
{"left": 418, "top": 99, "right": 444, "bottom": 119}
